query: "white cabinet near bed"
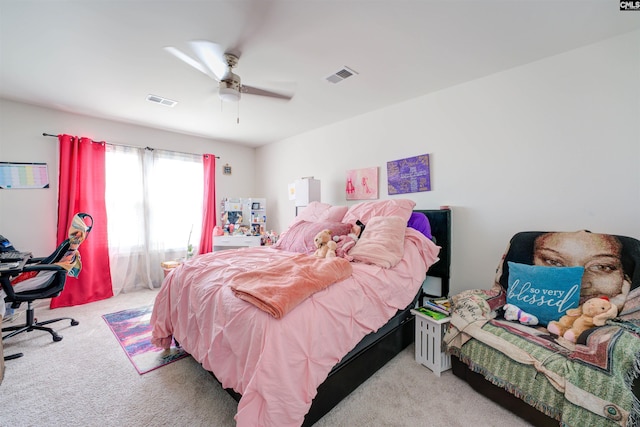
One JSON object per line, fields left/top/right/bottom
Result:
{"left": 411, "top": 309, "right": 452, "bottom": 376}
{"left": 213, "top": 235, "right": 262, "bottom": 251}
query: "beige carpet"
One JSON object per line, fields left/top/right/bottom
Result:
{"left": 1, "top": 289, "right": 534, "bottom": 426}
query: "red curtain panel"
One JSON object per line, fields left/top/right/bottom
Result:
{"left": 51, "top": 134, "right": 113, "bottom": 308}
{"left": 198, "top": 153, "right": 217, "bottom": 254}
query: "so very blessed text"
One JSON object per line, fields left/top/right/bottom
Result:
{"left": 507, "top": 280, "right": 580, "bottom": 313}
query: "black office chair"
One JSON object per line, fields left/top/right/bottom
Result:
{"left": 1, "top": 213, "right": 92, "bottom": 358}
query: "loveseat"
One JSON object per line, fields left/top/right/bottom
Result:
{"left": 445, "top": 230, "right": 640, "bottom": 427}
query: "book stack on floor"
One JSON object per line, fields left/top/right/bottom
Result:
{"left": 416, "top": 297, "right": 451, "bottom": 320}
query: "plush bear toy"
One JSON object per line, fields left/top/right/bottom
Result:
{"left": 546, "top": 307, "right": 581, "bottom": 338}
{"left": 547, "top": 296, "right": 618, "bottom": 343}
{"left": 313, "top": 229, "right": 337, "bottom": 258}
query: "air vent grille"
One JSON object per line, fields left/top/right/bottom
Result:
{"left": 325, "top": 66, "right": 358, "bottom": 84}
{"left": 146, "top": 94, "right": 178, "bottom": 107}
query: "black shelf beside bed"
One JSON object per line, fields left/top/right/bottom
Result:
{"left": 415, "top": 208, "right": 451, "bottom": 299}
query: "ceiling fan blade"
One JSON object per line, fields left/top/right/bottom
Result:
{"left": 227, "top": 0, "right": 273, "bottom": 58}
{"left": 164, "top": 46, "right": 212, "bottom": 77}
{"left": 241, "top": 85, "right": 293, "bottom": 101}
{"left": 188, "top": 40, "right": 228, "bottom": 81}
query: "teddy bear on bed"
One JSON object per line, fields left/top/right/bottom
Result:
{"left": 332, "top": 220, "right": 365, "bottom": 259}
{"left": 547, "top": 296, "right": 618, "bottom": 343}
{"left": 313, "top": 229, "right": 337, "bottom": 258}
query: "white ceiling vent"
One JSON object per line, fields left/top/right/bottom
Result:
{"left": 146, "top": 94, "right": 178, "bottom": 107}
{"left": 325, "top": 66, "right": 358, "bottom": 84}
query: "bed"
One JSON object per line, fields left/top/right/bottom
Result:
{"left": 151, "top": 200, "right": 451, "bottom": 426}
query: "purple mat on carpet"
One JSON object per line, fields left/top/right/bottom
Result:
{"left": 102, "top": 305, "right": 188, "bottom": 375}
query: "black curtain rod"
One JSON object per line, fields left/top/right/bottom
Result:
{"left": 42, "top": 133, "right": 220, "bottom": 159}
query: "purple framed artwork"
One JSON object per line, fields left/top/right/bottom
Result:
{"left": 387, "top": 154, "right": 431, "bottom": 195}
{"left": 346, "top": 167, "right": 378, "bottom": 200}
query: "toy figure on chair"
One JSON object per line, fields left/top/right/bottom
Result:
{"left": 503, "top": 303, "right": 539, "bottom": 326}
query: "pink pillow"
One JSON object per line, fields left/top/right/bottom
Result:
{"left": 348, "top": 216, "right": 407, "bottom": 268}
{"left": 296, "top": 202, "right": 348, "bottom": 223}
{"left": 274, "top": 220, "right": 353, "bottom": 255}
{"left": 279, "top": 202, "right": 349, "bottom": 244}
{"left": 343, "top": 199, "right": 415, "bottom": 225}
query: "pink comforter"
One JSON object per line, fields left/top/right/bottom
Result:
{"left": 151, "top": 228, "right": 440, "bottom": 426}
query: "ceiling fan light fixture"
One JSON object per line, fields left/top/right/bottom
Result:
{"left": 219, "top": 86, "right": 241, "bottom": 102}
{"left": 218, "top": 74, "right": 241, "bottom": 102}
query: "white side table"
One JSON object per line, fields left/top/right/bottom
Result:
{"left": 411, "top": 309, "right": 452, "bottom": 376}
{"left": 161, "top": 260, "right": 183, "bottom": 278}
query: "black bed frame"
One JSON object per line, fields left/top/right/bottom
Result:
{"left": 220, "top": 208, "right": 452, "bottom": 426}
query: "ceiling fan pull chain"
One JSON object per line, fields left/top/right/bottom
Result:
{"left": 237, "top": 101, "right": 240, "bottom": 124}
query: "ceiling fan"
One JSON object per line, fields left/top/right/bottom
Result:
{"left": 165, "top": 40, "right": 293, "bottom": 103}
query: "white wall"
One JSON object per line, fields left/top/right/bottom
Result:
{"left": 2, "top": 32, "right": 638, "bottom": 293}
{"left": 0, "top": 99, "right": 256, "bottom": 256}
{"left": 256, "top": 30, "right": 640, "bottom": 294}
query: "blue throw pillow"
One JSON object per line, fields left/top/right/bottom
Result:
{"left": 506, "top": 261, "right": 584, "bottom": 326}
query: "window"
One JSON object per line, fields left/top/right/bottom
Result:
{"left": 105, "top": 144, "right": 203, "bottom": 291}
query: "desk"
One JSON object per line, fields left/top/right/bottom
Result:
{"left": 213, "top": 235, "right": 262, "bottom": 251}
{"left": 0, "top": 252, "right": 31, "bottom": 273}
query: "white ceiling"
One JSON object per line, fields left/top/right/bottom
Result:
{"left": 1, "top": 1, "right": 639, "bottom": 148}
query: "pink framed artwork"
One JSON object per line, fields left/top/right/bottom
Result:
{"left": 345, "top": 167, "right": 378, "bottom": 200}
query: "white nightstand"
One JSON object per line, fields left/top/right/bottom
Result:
{"left": 411, "top": 309, "right": 452, "bottom": 376}
{"left": 213, "top": 235, "right": 262, "bottom": 251}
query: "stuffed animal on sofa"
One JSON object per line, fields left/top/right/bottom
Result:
{"left": 332, "top": 221, "right": 364, "bottom": 259}
{"left": 313, "top": 229, "right": 337, "bottom": 258}
{"left": 503, "top": 303, "right": 539, "bottom": 326}
{"left": 547, "top": 296, "right": 618, "bottom": 343}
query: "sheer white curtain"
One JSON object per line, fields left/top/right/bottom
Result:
{"left": 105, "top": 145, "right": 203, "bottom": 295}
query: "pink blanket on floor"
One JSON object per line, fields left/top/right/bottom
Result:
{"left": 230, "top": 254, "right": 352, "bottom": 319}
